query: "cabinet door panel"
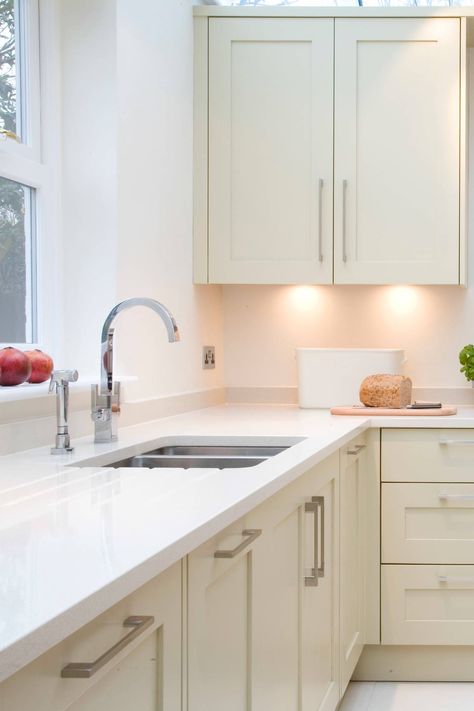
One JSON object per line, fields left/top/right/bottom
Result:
{"left": 252, "top": 455, "right": 339, "bottom": 711}
{"left": 209, "top": 18, "right": 333, "bottom": 284}
{"left": 301, "top": 472, "right": 339, "bottom": 711}
{"left": 252, "top": 502, "right": 300, "bottom": 711}
{"left": 66, "top": 631, "right": 159, "bottom": 711}
{"left": 334, "top": 18, "right": 460, "bottom": 284}
{"left": 340, "top": 441, "right": 366, "bottom": 696}
{"left": 0, "top": 563, "right": 182, "bottom": 711}
{"left": 188, "top": 520, "right": 259, "bottom": 711}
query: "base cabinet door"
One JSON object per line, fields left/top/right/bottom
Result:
{"left": 253, "top": 454, "right": 340, "bottom": 711}
{"left": 251, "top": 484, "right": 301, "bottom": 711}
{"left": 187, "top": 515, "right": 263, "bottom": 711}
{"left": 0, "top": 562, "right": 182, "bottom": 711}
{"left": 339, "top": 439, "right": 367, "bottom": 696}
{"left": 187, "top": 454, "right": 340, "bottom": 711}
{"left": 301, "top": 462, "right": 340, "bottom": 711}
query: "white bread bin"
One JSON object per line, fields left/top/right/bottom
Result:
{"left": 296, "top": 348, "right": 406, "bottom": 408}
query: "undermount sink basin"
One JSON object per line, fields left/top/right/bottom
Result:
{"left": 107, "top": 445, "right": 289, "bottom": 470}
{"left": 74, "top": 438, "right": 305, "bottom": 472}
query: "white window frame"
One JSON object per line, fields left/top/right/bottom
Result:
{"left": 0, "top": 0, "right": 60, "bottom": 355}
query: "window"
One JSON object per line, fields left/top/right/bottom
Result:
{"left": 0, "top": 176, "right": 36, "bottom": 342}
{"left": 0, "top": 0, "right": 42, "bottom": 346}
{"left": 0, "top": 0, "right": 21, "bottom": 138}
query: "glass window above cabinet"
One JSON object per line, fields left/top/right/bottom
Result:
{"left": 215, "top": 0, "right": 474, "bottom": 6}
{"left": 0, "top": 0, "right": 24, "bottom": 143}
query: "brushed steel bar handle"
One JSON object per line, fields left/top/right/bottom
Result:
{"left": 61, "top": 615, "right": 154, "bottom": 678}
{"left": 317, "top": 495, "right": 325, "bottom": 578}
{"left": 439, "top": 440, "right": 474, "bottom": 446}
{"left": 342, "top": 179, "right": 348, "bottom": 263}
{"left": 214, "top": 529, "right": 262, "bottom": 558}
{"left": 347, "top": 444, "right": 366, "bottom": 455}
{"left": 318, "top": 178, "right": 324, "bottom": 262}
{"left": 439, "top": 493, "right": 474, "bottom": 502}
{"left": 439, "top": 575, "right": 474, "bottom": 585}
{"left": 305, "top": 499, "right": 319, "bottom": 587}
{"left": 304, "top": 496, "right": 324, "bottom": 586}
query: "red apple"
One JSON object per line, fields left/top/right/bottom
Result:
{"left": 0, "top": 347, "right": 32, "bottom": 386}
{"left": 24, "top": 349, "right": 54, "bottom": 384}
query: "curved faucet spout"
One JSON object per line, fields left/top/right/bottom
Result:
{"left": 100, "top": 297, "right": 180, "bottom": 395}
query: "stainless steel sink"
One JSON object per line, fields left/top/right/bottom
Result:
{"left": 105, "top": 445, "right": 290, "bottom": 470}
{"left": 147, "top": 445, "right": 288, "bottom": 457}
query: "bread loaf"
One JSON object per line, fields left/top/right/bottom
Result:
{"left": 359, "top": 374, "right": 412, "bottom": 408}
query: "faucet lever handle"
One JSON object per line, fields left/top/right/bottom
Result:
{"left": 49, "top": 369, "right": 79, "bottom": 392}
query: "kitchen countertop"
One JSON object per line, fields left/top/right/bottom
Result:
{"left": 2, "top": 403, "right": 474, "bottom": 681}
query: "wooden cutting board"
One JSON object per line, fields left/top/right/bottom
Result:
{"left": 330, "top": 405, "right": 457, "bottom": 416}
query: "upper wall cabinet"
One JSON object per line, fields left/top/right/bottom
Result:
{"left": 334, "top": 18, "right": 462, "bottom": 285}
{"left": 205, "top": 18, "right": 334, "bottom": 284}
{"left": 194, "top": 15, "right": 466, "bottom": 285}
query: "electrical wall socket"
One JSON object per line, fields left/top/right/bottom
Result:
{"left": 202, "top": 346, "right": 215, "bottom": 370}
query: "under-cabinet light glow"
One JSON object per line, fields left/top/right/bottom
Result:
{"left": 289, "top": 286, "right": 322, "bottom": 311}
{"left": 386, "top": 286, "right": 419, "bottom": 315}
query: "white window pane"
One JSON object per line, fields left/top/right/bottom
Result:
{"left": 0, "top": 176, "right": 36, "bottom": 344}
{"left": 0, "top": 0, "right": 25, "bottom": 140}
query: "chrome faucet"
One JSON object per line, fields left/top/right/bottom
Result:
{"left": 91, "top": 297, "right": 180, "bottom": 443}
{"left": 49, "top": 369, "right": 79, "bottom": 454}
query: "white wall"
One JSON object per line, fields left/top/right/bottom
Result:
{"left": 222, "top": 285, "right": 474, "bottom": 390}
{"left": 115, "top": 0, "right": 223, "bottom": 401}
{"left": 60, "top": 0, "right": 224, "bottom": 401}
{"left": 61, "top": 0, "right": 118, "bottom": 379}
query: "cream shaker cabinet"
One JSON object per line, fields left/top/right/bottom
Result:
{"left": 0, "top": 562, "right": 182, "bottom": 711}
{"left": 186, "top": 513, "right": 262, "bottom": 711}
{"left": 339, "top": 439, "right": 367, "bottom": 697}
{"left": 187, "top": 453, "right": 340, "bottom": 711}
{"left": 381, "top": 429, "right": 474, "bottom": 646}
{"left": 334, "top": 18, "right": 461, "bottom": 285}
{"left": 195, "top": 14, "right": 464, "bottom": 285}
{"left": 205, "top": 18, "right": 334, "bottom": 285}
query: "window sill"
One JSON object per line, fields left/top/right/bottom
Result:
{"left": 0, "top": 376, "right": 138, "bottom": 403}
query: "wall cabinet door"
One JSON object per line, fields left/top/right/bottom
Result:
{"left": 334, "top": 18, "right": 460, "bottom": 284}
{"left": 339, "top": 439, "right": 367, "bottom": 696}
{"left": 208, "top": 18, "right": 334, "bottom": 284}
{"left": 0, "top": 562, "right": 182, "bottom": 711}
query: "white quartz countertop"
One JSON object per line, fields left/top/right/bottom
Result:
{"left": 2, "top": 403, "right": 474, "bottom": 681}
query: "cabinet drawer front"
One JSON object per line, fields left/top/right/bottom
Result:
{"left": 382, "top": 429, "right": 474, "bottom": 482}
{"left": 382, "top": 565, "right": 474, "bottom": 645}
{"left": 382, "top": 483, "right": 474, "bottom": 564}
